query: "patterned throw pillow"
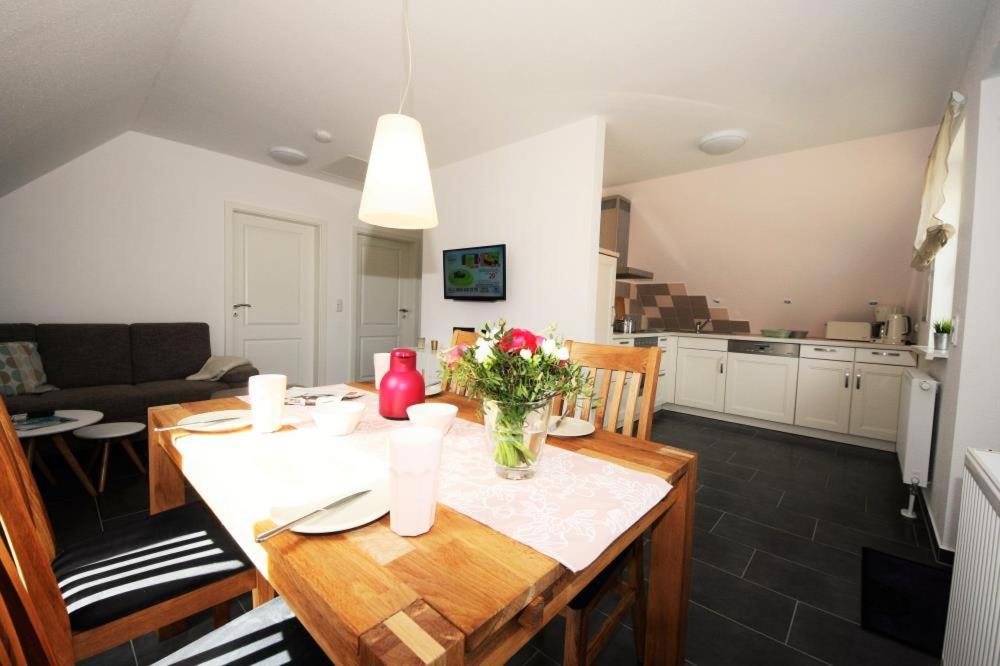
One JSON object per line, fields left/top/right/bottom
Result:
{"left": 0, "top": 341, "right": 52, "bottom": 396}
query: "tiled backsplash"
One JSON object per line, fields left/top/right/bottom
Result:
{"left": 615, "top": 282, "right": 751, "bottom": 333}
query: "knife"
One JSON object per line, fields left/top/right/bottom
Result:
{"left": 153, "top": 416, "right": 245, "bottom": 432}
{"left": 255, "top": 489, "right": 372, "bottom": 542}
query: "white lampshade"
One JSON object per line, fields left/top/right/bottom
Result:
{"left": 359, "top": 113, "right": 438, "bottom": 229}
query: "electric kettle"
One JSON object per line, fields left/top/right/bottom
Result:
{"left": 884, "top": 314, "right": 911, "bottom": 345}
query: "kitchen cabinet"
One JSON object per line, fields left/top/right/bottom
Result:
{"left": 724, "top": 353, "right": 798, "bottom": 424}
{"left": 660, "top": 335, "right": 678, "bottom": 406}
{"left": 849, "top": 362, "right": 905, "bottom": 441}
{"left": 675, "top": 347, "right": 727, "bottom": 412}
{"left": 595, "top": 251, "right": 617, "bottom": 344}
{"left": 795, "top": 358, "right": 853, "bottom": 433}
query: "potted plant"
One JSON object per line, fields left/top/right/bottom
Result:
{"left": 440, "top": 321, "right": 592, "bottom": 479}
{"left": 932, "top": 319, "right": 953, "bottom": 351}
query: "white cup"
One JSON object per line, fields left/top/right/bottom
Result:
{"left": 312, "top": 401, "right": 366, "bottom": 436}
{"left": 373, "top": 353, "right": 391, "bottom": 389}
{"left": 248, "top": 374, "right": 286, "bottom": 433}
{"left": 406, "top": 403, "right": 458, "bottom": 435}
{"left": 389, "top": 426, "right": 443, "bottom": 537}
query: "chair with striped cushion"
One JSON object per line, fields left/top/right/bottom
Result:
{"left": 0, "top": 398, "right": 258, "bottom": 662}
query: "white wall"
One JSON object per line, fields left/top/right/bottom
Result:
{"left": 419, "top": 117, "right": 606, "bottom": 346}
{"left": 0, "top": 131, "right": 406, "bottom": 383}
{"left": 925, "top": 0, "right": 1000, "bottom": 550}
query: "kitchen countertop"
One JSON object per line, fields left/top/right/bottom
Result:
{"left": 610, "top": 331, "right": 915, "bottom": 352}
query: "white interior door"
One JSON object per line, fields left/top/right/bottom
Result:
{"left": 355, "top": 234, "right": 418, "bottom": 381}
{"left": 230, "top": 210, "right": 317, "bottom": 387}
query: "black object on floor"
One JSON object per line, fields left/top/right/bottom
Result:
{"left": 861, "top": 546, "right": 952, "bottom": 657}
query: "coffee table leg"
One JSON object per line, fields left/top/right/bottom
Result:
{"left": 25, "top": 438, "right": 57, "bottom": 485}
{"left": 98, "top": 441, "right": 111, "bottom": 494}
{"left": 120, "top": 438, "right": 147, "bottom": 474}
{"left": 52, "top": 433, "right": 98, "bottom": 497}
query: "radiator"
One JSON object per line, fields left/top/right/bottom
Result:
{"left": 896, "top": 368, "right": 938, "bottom": 487}
{"left": 942, "top": 449, "right": 1000, "bottom": 666}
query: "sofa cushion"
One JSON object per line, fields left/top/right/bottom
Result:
{"left": 0, "top": 341, "right": 50, "bottom": 395}
{"left": 0, "top": 324, "right": 36, "bottom": 344}
{"left": 36, "top": 324, "right": 132, "bottom": 389}
{"left": 135, "top": 380, "right": 230, "bottom": 407}
{"left": 218, "top": 364, "right": 258, "bottom": 386}
{"left": 131, "top": 323, "right": 211, "bottom": 384}
{"left": 2, "top": 385, "right": 145, "bottom": 421}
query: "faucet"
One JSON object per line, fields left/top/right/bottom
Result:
{"left": 695, "top": 317, "right": 712, "bottom": 334}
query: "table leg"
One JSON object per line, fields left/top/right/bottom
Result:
{"left": 645, "top": 463, "right": 696, "bottom": 665}
{"left": 148, "top": 423, "right": 185, "bottom": 515}
{"left": 120, "top": 438, "right": 147, "bottom": 474}
{"left": 98, "top": 441, "right": 111, "bottom": 494}
{"left": 25, "top": 438, "right": 57, "bottom": 485}
{"left": 51, "top": 433, "right": 97, "bottom": 497}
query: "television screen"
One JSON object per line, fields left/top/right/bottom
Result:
{"left": 443, "top": 244, "right": 506, "bottom": 301}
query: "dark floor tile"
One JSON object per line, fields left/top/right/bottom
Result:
{"left": 508, "top": 642, "right": 542, "bottom": 666}
{"left": 744, "top": 550, "right": 861, "bottom": 623}
{"left": 78, "top": 641, "right": 136, "bottom": 666}
{"left": 699, "top": 419, "right": 757, "bottom": 435}
{"left": 698, "top": 470, "right": 783, "bottom": 504}
{"left": 814, "top": 520, "right": 935, "bottom": 564}
{"left": 696, "top": 502, "right": 724, "bottom": 530}
{"left": 653, "top": 422, "right": 720, "bottom": 450}
{"left": 729, "top": 446, "right": 802, "bottom": 476}
{"left": 693, "top": 528, "right": 754, "bottom": 576}
{"left": 592, "top": 617, "right": 640, "bottom": 665}
{"left": 691, "top": 560, "right": 797, "bottom": 641}
{"left": 48, "top": 496, "right": 102, "bottom": 550}
{"left": 705, "top": 431, "right": 761, "bottom": 458}
{"left": 523, "top": 648, "right": 559, "bottom": 665}
{"left": 781, "top": 491, "right": 917, "bottom": 545}
{"left": 97, "top": 473, "right": 150, "bottom": 520}
{"left": 713, "top": 514, "right": 860, "bottom": 583}
{"left": 530, "top": 612, "right": 566, "bottom": 663}
{"left": 697, "top": 456, "right": 757, "bottom": 481}
{"left": 686, "top": 601, "right": 823, "bottom": 665}
{"left": 787, "top": 602, "right": 939, "bottom": 666}
{"left": 699, "top": 487, "right": 817, "bottom": 539}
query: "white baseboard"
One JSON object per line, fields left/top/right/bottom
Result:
{"left": 659, "top": 404, "right": 895, "bottom": 452}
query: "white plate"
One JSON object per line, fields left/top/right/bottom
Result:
{"left": 548, "top": 416, "right": 596, "bottom": 438}
{"left": 270, "top": 478, "right": 390, "bottom": 534}
{"left": 177, "top": 410, "right": 252, "bottom": 433}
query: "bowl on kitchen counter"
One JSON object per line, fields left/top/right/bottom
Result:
{"left": 761, "top": 329, "right": 792, "bottom": 338}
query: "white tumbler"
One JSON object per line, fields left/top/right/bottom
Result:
{"left": 389, "top": 426, "right": 443, "bottom": 537}
{"left": 373, "top": 352, "right": 391, "bottom": 389}
{"left": 248, "top": 374, "right": 286, "bottom": 433}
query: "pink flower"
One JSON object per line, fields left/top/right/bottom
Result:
{"left": 498, "top": 328, "right": 538, "bottom": 355}
{"left": 444, "top": 343, "right": 469, "bottom": 366}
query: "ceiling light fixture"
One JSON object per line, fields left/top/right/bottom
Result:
{"left": 698, "top": 129, "right": 749, "bottom": 155}
{"left": 358, "top": 0, "right": 438, "bottom": 230}
{"left": 269, "top": 146, "right": 309, "bottom": 165}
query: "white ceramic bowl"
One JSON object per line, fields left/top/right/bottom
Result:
{"left": 313, "top": 401, "right": 366, "bottom": 436}
{"left": 406, "top": 403, "right": 458, "bottom": 434}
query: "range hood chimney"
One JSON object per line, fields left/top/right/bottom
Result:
{"left": 600, "top": 195, "right": 653, "bottom": 279}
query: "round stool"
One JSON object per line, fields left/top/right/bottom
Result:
{"left": 74, "top": 422, "right": 146, "bottom": 494}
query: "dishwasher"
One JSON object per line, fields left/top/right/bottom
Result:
{"left": 724, "top": 340, "right": 800, "bottom": 424}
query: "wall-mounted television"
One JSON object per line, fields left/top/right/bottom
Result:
{"left": 443, "top": 244, "right": 506, "bottom": 301}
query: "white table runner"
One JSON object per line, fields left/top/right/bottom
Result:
{"left": 225, "top": 386, "right": 671, "bottom": 572}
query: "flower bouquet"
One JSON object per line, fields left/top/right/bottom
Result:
{"left": 440, "top": 321, "right": 592, "bottom": 479}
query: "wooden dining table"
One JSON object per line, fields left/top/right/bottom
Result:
{"left": 148, "top": 384, "right": 697, "bottom": 665}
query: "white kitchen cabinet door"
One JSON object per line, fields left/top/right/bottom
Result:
{"left": 662, "top": 336, "right": 678, "bottom": 405}
{"left": 795, "top": 358, "right": 853, "bottom": 433}
{"left": 595, "top": 252, "right": 617, "bottom": 344}
{"left": 849, "top": 363, "right": 905, "bottom": 441}
{"left": 675, "top": 348, "right": 727, "bottom": 412}
{"left": 724, "top": 353, "right": 799, "bottom": 424}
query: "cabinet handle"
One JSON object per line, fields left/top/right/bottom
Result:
{"left": 814, "top": 347, "right": 835, "bottom": 352}
{"left": 872, "top": 351, "right": 901, "bottom": 357}
{"left": 719, "top": 361, "right": 724, "bottom": 374}
{"left": 856, "top": 372, "right": 862, "bottom": 390}
{"left": 844, "top": 370, "right": 849, "bottom": 389}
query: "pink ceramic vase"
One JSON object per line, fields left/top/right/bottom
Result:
{"left": 378, "top": 349, "right": 425, "bottom": 419}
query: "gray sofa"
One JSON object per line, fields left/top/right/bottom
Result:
{"left": 0, "top": 323, "right": 257, "bottom": 422}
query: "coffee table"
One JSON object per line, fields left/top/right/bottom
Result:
{"left": 15, "top": 409, "right": 103, "bottom": 496}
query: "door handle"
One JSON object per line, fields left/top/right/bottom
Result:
{"left": 844, "top": 370, "right": 849, "bottom": 389}
{"left": 719, "top": 361, "right": 724, "bottom": 374}
{"left": 856, "top": 372, "right": 861, "bottom": 390}
{"left": 399, "top": 308, "right": 409, "bottom": 313}
{"left": 233, "top": 303, "right": 252, "bottom": 308}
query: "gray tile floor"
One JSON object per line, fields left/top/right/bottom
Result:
{"left": 40, "top": 410, "right": 946, "bottom": 665}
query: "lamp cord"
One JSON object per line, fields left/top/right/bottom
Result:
{"left": 398, "top": 0, "right": 412, "bottom": 114}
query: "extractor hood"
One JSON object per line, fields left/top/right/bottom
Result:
{"left": 600, "top": 195, "right": 653, "bottom": 279}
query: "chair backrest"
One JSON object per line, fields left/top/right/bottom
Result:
{"left": 560, "top": 341, "right": 661, "bottom": 439}
{"left": 0, "top": 400, "right": 73, "bottom": 663}
{"left": 0, "top": 532, "right": 59, "bottom": 665}
{"left": 444, "top": 329, "right": 480, "bottom": 396}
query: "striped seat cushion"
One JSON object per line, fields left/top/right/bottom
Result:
{"left": 52, "top": 501, "right": 252, "bottom": 631}
{"left": 153, "top": 597, "right": 327, "bottom": 665}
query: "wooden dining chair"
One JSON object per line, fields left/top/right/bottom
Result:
{"left": 556, "top": 340, "right": 659, "bottom": 664}
{"left": 443, "top": 328, "right": 480, "bottom": 396}
{"left": 0, "top": 533, "right": 326, "bottom": 666}
{"left": 559, "top": 340, "right": 662, "bottom": 440}
{"left": 0, "top": 399, "right": 258, "bottom": 663}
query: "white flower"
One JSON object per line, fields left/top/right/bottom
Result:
{"left": 541, "top": 338, "right": 557, "bottom": 356}
{"left": 474, "top": 344, "right": 492, "bottom": 363}
{"left": 556, "top": 346, "right": 570, "bottom": 361}
{"left": 519, "top": 348, "right": 532, "bottom": 360}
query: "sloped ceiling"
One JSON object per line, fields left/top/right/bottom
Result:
{"left": 0, "top": 0, "right": 990, "bottom": 197}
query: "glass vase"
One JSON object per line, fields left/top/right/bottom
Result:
{"left": 482, "top": 398, "right": 553, "bottom": 480}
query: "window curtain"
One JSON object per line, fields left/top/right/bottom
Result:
{"left": 912, "top": 92, "right": 965, "bottom": 270}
